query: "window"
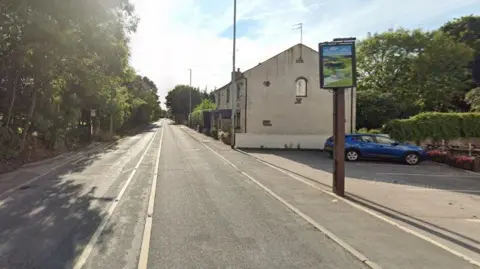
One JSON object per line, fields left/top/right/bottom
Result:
{"left": 226, "top": 88, "right": 230, "bottom": 103}
{"left": 295, "top": 77, "right": 307, "bottom": 97}
{"left": 374, "top": 135, "right": 396, "bottom": 144}
{"left": 236, "top": 83, "right": 242, "bottom": 98}
{"left": 235, "top": 112, "right": 241, "bottom": 129}
{"left": 359, "top": 135, "right": 374, "bottom": 143}
{"left": 217, "top": 93, "right": 220, "bottom": 106}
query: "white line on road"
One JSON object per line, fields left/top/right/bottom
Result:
{"left": 407, "top": 188, "right": 480, "bottom": 193}
{"left": 376, "top": 172, "right": 480, "bottom": 178}
{"left": 181, "top": 128, "right": 382, "bottom": 269}
{"left": 236, "top": 150, "right": 480, "bottom": 268}
{"left": 137, "top": 121, "right": 164, "bottom": 269}
{"left": 73, "top": 122, "right": 161, "bottom": 269}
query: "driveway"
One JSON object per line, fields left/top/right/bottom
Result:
{"left": 244, "top": 149, "right": 480, "bottom": 263}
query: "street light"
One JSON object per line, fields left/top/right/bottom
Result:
{"left": 189, "top": 68, "right": 192, "bottom": 114}
{"left": 230, "top": 0, "right": 237, "bottom": 148}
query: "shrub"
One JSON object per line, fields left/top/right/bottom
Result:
{"left": 218, "top": 130, "right": 232, "bottom": 145}
{"left": 210, "top": 128, "right": 218, "bottom": 140}
{"left": 383, "top": 112, "right": 480, "bottom": 142}
{"left": 0, "top": 127, "right": 20, "bottom": 161}
{"left": 357, "top": 128, "right": 382, "bottom": 134}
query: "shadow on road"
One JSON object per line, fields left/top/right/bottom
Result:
{"left": 0, "top": 123, "right": 157, "bottom": 269}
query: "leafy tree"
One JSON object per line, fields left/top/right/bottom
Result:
{"left": 194, "top": 99, "right": 216, "bottom": 112}
{"left": 466, "top": 87, "right": 480, "bottom": 111}
{"left": 0, "top": 0, "right": 162, "bottom": 164}
{"left": 356, "top": 28, "right": 474, "bottom": 129}
{"left": 165, "top": 85, "right": 202, "bottom": 122}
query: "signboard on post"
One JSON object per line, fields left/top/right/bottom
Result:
{"left": 319, "top": 42, "right": 356, "bottom": 89}
{"left": 90, "top": 109, "right": 96, "bottom": 117}
{"left": 318, "top": 38, "right": 357, "bottom": 197}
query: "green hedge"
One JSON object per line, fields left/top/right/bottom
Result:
{"left": 383, "top": 112, "right": 480, "bottom": 142}
{"left": 357, "top": 128, "right": 382, "bottom": 134}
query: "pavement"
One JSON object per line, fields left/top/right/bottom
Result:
{"left": 0, "top": 120, "right": 478, "bottom": 269}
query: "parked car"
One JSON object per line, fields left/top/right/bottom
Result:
{"left": 324, "top": 134, "right": 427, "bottom": 165}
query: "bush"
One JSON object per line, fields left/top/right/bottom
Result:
{"left": 210, "top": 128, "right": 218, "bottom": 140}
{"left": 218, "top": 130, "right": 232, "bottom": 145}
{"left": 357, "top": 128, "right": 382, "bottom": 134}
{"left": 0, "top": 127, "right": 20, "bottom": 161}
{"left": 383, "top": 112, "right": 480, "bottom": 142}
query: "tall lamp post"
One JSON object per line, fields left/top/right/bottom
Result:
{"left": 189, "top": 68, "right": 192, "bottom": 126}
{"left": 230, "top": 0, "right": 237, "bottom": 148}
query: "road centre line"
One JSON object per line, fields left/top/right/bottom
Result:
{"left": 234, "top": 149, "right": 480, "bottom": 268}
{"left": 181, "top": 127, "right": 382, "bottom": 269}
{"left": 137, "top": 121, "right": 164, "bottom": 269}
{"left": 73, "top": 122, "right": 162, "bottom": 269}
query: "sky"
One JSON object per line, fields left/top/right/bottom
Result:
{"left": 129, "top": 0, "right": 480, "bottom": 108}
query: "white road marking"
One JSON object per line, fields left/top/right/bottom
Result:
{"left": 0, "top": 142, "right": 116, "bottom": 200}
{"left": 237, "top": 149, "right": 480, "bottom": 268}
{"left": 181, "top": 128, "right": 382, "bottom": 269}
{"left": 376, "top": 172, "right": 480, "bottom": 178}
{"left": 72, "top": 123, "right": 161, "bottom": 269}
{"left": 466, "top": 219, "right": 480, "bottom": 223}
{"left": 137, "top": 121, "right": 164, "bottom": 269}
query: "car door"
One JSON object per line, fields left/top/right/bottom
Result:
{"left": 356, "top": 135, "right": 378, "bottom": 158}
{"left": 372, "top": 135, "right": 402, "bottom": 158}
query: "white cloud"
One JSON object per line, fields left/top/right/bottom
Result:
{"left": 129, "top": 0, "right": 480, "bottom": 108}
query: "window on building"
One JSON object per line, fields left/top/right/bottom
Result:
{"left": 226, "top": 88, "right": 230, "bottom": 103}
{"left": 295, "top": 77, "right": 307, "bottom": 97}
{"left": 236, "top": 83, "right": 242, "bottom": 98}
{"left": 235, "top": 112, "right": 241, "bottom": 129}
{"left": 217, "top": 93, "right": 220, "bottom": 106}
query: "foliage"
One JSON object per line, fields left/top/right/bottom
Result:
{"left": 0, "top": 0, "right": 163, "bottom": 162}
{"left": 356, "top": 28, "right": 474, "bottom": 129}
{"left": 465, "top": 87, "right": 480, "bottom": 111}
{"left": 194, "top": 99, "right": 216, "bottom": 112}
{"left": 383, "top": 112, "right": 480, "bottom": 142}
{"left": 210, "top": 127, "right": 218, "bottom": 140}
{"left": 356, "top": 128, "right": 382, "bottom": 134}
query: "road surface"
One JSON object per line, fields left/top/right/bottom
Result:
{"left": 0, "top": 120, "right": 478, "bottom": 269}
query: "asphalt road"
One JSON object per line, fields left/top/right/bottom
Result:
{"left": 0, "top": 120, "right": 478, "bottom": 269}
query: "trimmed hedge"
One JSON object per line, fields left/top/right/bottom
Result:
{"left": 383, "top": 112, "right": 480, "bottom": 142}
{"left": 357, "top": 128, "right": 382, "bottom": 134}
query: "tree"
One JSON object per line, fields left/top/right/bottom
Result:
{"left": 0, "top": 0, "right": 162, "bottom": 164}
{"left": 466, "top": 87, "right": 480, "bottom": 111}
{"left": 165, "top": 85, "right": 202, "bottom": 122}
{"left": 356, "top": 28, "right": 474, "bottom": 129}
{"left": 194, "top": 99, "right": 216, "bottom": 112}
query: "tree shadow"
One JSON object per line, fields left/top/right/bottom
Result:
{"left": 0, "top": 123, "right": 157, "bottom": 269}
{"left": 244, "top": 149, "right": 480, "bottom": 196}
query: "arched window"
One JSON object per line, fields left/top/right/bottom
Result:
{"left": 295, "top": 77, "right": 307, "bottom": 97}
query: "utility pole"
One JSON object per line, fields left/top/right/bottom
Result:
{"left": 230, "top": 0, "right": 237, "bottom": 148}
{"left": 189, "top": 68, "right": 192, "bottom": 114}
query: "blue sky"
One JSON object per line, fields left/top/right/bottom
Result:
{"left": 129, "top": 0, "right": 480, "bottom": 107}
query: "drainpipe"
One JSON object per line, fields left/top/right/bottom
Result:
{"left": 244, "top": 77, "right": 248, "bottom": 133}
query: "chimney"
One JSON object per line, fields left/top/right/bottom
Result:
{"left": 232, "top": 68, "right": 242, "bottom": 79}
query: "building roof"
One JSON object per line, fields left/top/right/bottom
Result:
{"left": 214, "top": 43, "right": 318, "bottom": 93}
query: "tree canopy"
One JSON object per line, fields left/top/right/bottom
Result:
{"left": 165, "top": 85, "right": 215, "bottom": 123}
{"left": 356, "top": 19, "right": 478, "bottom": 130}
{"left": 0, "top": 0, "right": 163, "bottom": 163}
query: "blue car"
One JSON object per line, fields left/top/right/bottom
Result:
{"left": 324, "top": 134, "right": 427, "bottom": 165}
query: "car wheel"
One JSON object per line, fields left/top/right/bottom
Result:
{"left": 345, "top": 149, "right": 360, "bottom": 162}
{"left": 404, "top": 152, "right": 420, "bottom": 165}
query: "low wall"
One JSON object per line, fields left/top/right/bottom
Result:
{"left": 235, "top": 134, "right": 330, "bottom": 150}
